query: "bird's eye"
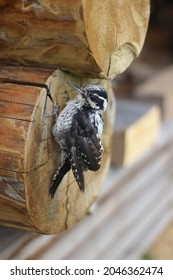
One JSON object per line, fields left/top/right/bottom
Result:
{"left": 88, "top": 92, "right": 96, "bottom": 100}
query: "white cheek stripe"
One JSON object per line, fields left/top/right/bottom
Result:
{"left": 93, "top": 95, "right": 105, "bottom": 101}
{"left": 92, "top": 95, "right": 107, "bottom": 109}
{"left": 103, "top": 100, "right": 107, "bottom": 109}
{"left": 96, "top": 96, "right": 107, "bottom": 110}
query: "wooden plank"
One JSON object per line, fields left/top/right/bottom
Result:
{"left": 111, "top": 99, "right": 161, "bottom": 166}
{"left": 134, "top": 65, "right": 173, "bottom": 120}
{"left": 126, "top": 209, "right": 173, "bottom": 260}
{"left": 103, "top": 180, "right": 173, "bottom": 259}
{"left": 0, "top": 227, "right": 27, "bottom": 259}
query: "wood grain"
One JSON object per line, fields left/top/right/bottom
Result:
{"left": 0, "top": 0, "right": 150, "bottom": 78}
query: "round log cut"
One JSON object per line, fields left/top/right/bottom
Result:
{"left": 0, "top": 0, "right": 150, "bottom": 78}
{"left": 0, "top": 66, "right": 115, "bottom": 234}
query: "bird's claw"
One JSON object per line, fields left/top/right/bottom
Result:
{"left": 51, "top": 102, "right": 59, "bottom": 117}
{"left": 46, "top": 102, "right": 59, "bottom": 118}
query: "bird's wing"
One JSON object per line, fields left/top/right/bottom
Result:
{"left": 65, "top": 109, "right": 103, "bottom": 191}
{"left": 65, "top": 130, "right": 85, "bottom": 192}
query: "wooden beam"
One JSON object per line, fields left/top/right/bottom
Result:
{"left": 111, "top": 99, "right": 161, "bottom": 166}
{"left": 0, "top": 0, "right": 150, "bottom": 78}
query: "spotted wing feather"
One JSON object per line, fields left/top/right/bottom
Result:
{"left": 70, "top": 147, "right": 85, "bottom": 192}
{"left": 65, "top": 131, "right": 85, "bottom": 191}
{"left": 74, "top": 109, "right": 103, "bottom": 171}
{"left": 67, "top": 109, "right": 103, "bottom": 190}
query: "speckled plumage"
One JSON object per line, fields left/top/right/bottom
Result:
{"left": 49, "top": 83, "right": 108, "bottom": 197}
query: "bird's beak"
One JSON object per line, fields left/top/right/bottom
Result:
{"left": 67, "top": 82, "right": 84, "bottom": 95}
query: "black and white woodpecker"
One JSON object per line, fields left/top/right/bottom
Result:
{"left": 50, "top": 83, "right": 108, "bottom": 198}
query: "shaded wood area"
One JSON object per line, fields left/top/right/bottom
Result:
{"left": 112, "top": 100, "right": 161, "bottom": 166}
{"left": 0, "top": 65, "right": 115, "bottom": 234}
{"left": 1, "top": 121, "right": 173, "bottom": 260}
{"left": 0, "top": 0, "right": 150, "bottom": 78}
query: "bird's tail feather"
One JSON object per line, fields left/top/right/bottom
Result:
{"left": 49, "top": 157, "right": 71, "bottom": 198}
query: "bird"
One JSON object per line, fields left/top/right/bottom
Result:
{"left": 49, "top": 82, "right": 108, "bottom": 198}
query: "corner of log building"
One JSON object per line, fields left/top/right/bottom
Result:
{"left": 0, "top": 0, "right": 150, "bottom": 233}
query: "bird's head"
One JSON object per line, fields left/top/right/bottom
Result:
{"left": 67, "top": 82, "right": 108, "bottom": 111}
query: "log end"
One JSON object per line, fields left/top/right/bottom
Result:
{"left": 0, "top": 66, "right": 115, "bottom": 234}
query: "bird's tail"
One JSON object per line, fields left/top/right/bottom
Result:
{"left": 49, "top": 157, "right": 71, "bottom": 198}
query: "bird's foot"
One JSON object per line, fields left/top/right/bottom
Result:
{"left": 51, "top": 102, "right": 59, "bottom": 118}
{"left": 46, "top": 102, "right": 59, "bottom": 118}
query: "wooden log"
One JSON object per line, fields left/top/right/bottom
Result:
{"left": 111, "top": 99, "right": 161, "bottom": 166}
{"left": 134, "top": 65, "right": 173, "bottom": 121}
{"left": 0, "top": 65, "right": 115, "bottom": 234}
{"left": 0, "top": 0, "right": 150, "bottom": 78}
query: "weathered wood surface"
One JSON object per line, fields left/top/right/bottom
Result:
{"left": 0, "top": 65, "right": 115, "bottom": 234}
{"left": 111, "top": 99, "right": 161, "bottom": 166}
{"left": 0, "top": 0, "right": 150, "bottom": 78}
{"left": 1, "top": 120, "right": 173, "bottom": 260}
{"left": 134, "top": 65, "right": 173, "bottom": 121}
